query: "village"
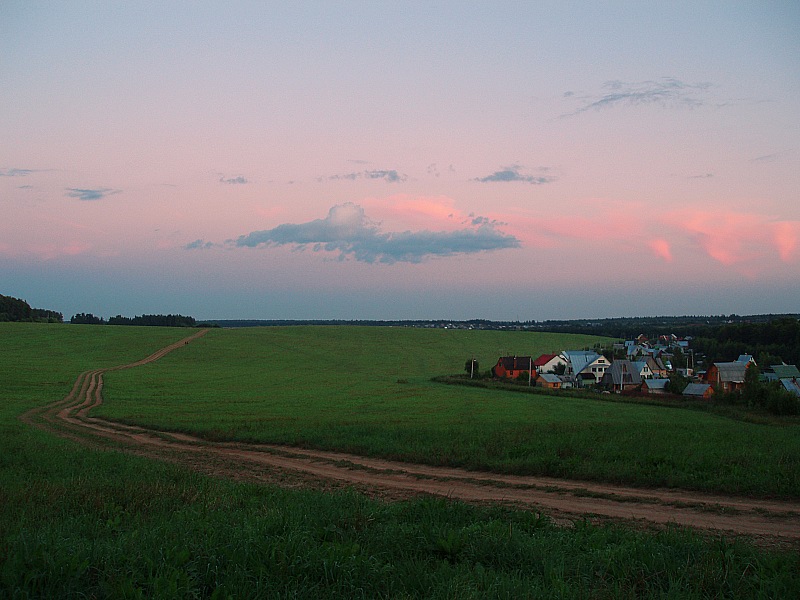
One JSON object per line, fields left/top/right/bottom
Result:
{"left": 490, "top": 333, "right": 800, "bottom": 400}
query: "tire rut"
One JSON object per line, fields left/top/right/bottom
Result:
{"left": 21, "top": 330, "right": 800, "bottom": 543}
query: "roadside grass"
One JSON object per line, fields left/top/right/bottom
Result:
{"left": 2, "top": 323, "right": 799, "bottom": 597}
{"left": 98, "top": 326, "right": 800, "bottom": 498}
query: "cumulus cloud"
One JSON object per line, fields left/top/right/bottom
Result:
{"left": 220, "top": 175, "right": 249, "bottom": 184}
{"left": 322, "top": 169, "right": 407, "bottom": 183}
{"left": 563, "top": 78, "right": 712, "bottom": 116}
{"left": 475, "top": 165, "right": 555, "bottom": 185}
{"left": 65, "top": 188, "right": 121, "bottom": 201}
{"left": 226, "top": 202, "right": 520, "bottom": 263}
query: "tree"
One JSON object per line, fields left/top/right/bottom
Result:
{"left": 71, "top": 313, "right": 105, "bottom": 325}
{"left": 666, "top": 373, "right": 691, "bottom": 395}
{"left": 549, "top": 363, "right": 566, "bottom": 375}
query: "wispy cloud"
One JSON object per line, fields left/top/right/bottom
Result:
{"left": 475, "top": 165, "right": 555, "bottom": 184}
{"left": 562, "top": 78, "right": 712, "bottom": 117}
{"left": 321, "top": 169, "right": 407, "bottom": 183}
{"left": 185, "top": 239, "right": 216, "bottom": 250}
{"left": 1, "top": 168, "right": 38, "bottom": 177}
{"left": 498, "top": 198, "right": 799, "bottom": 271}
{"left": 648, "top": 239, "right": 673, "bottom": 262}
{"left": 663, "top": 209, "right": 799, "bottom": 266}
{"left": 219, "top": 175, "right": 249, "bottom": 184}
{"left": 65, "top": 188, "right": 121, "bottom": 201}
{"left": 750, "top": 152, "right": 781, "bottom": 162}
{"left": 213, "top": 202, "right": 519, "bottom": 263}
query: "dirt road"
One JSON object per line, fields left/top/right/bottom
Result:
{"left": 21, "top": 331, "right": 800, "bottom": 543}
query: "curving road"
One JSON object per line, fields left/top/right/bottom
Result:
{"left": 21, "top": 331, "right": 800, "bottom": 543}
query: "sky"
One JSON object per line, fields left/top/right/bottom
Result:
{"left": 2, "top": 1, "right": 799, "bottom": 321}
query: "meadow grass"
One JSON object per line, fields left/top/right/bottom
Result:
{"left": 98, "top": 326, "right": 800, "bottom": 498}
{"left": 2, "top": 323, "right": 799, "bottom": 598}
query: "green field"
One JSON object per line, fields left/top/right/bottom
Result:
{"left": 98, "top": 325, "right": 800, "bottom": 498}
{"left": 2, "top": 322, "right": 799, "bottom": 598}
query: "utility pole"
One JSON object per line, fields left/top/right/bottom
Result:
{"left": 529, "top": 356, "right": 532, "bottom": 386}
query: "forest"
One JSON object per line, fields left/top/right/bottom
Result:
{"left": 0, "top": 294, "right": 62, "bottom": 323}
{"left": 70, "top": 313, "right": 198, "bottom": 327}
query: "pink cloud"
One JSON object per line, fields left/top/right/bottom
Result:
{"left": 774, "top": 221, "right": 799, "bottom": 262}
{"left": 292, "top": 195, "right": 799, "bottom": 276}
{"left": 649, "top": 239, "right": 673, "bottom": 262}
{"left": 364, "top": 195, "right": 461, "bottom": 231}
{"left": 16, "top": 242, "right": 93, "bottom": 261}
{"left": 663, "top": 209, "right": 799, "bottom": 268}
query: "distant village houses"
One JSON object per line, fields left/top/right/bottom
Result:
{"left": 488, "top": 334, "right": 799, "bottom": 403}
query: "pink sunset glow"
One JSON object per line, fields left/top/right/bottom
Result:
{"left": 2, "top": 3, "right": 798, "bottom": 320}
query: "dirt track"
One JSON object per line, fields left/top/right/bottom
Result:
{"left": 21, "top": 331, "right": 800, "bottom": 543}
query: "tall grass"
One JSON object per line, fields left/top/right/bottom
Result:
{"left": 2, "top": 323, "right": 799, "bottom": 598}
{"left": 99, "top": 326, "right": 800, "bottom": 498}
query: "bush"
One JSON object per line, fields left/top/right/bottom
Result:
{"left": 763, "top": 386, "right": 800, "bottom": 416}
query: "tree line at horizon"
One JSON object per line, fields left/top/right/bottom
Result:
{"left": 70, "top": 312, "right": 199, "bottom": 327}
{"left": 0, "top": 294, "right": 62, "bottom": 323}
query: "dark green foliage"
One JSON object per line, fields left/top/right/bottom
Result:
{"left": 0, "top": 294, "right": 62, "bottom": 323}
{"left": 688, "top": 317, "right": 800, "bottom": 365}
{"left": 107, "top": 313, "right": 197, "bottom": 327}
{"left": 711, "top": 364, "right": 800, "bottom": 416}
{"left": 71, "top": 312, "right": 106, "bottom": 324}
{"left": 666, "top": 372, "right": 691, "bottom": 395}
{"left": 0, "top": 293, "right": 31, "bottom": 321}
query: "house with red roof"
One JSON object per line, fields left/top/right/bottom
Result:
{"left": 533, "top": 353, "right": 567, "bottom": 374}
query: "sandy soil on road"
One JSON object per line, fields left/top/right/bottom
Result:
{"left": 21, "top": 331, "right": 800, "bottom": 544}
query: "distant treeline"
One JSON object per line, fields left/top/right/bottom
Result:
{"left": 0, "top": 294, "right": 63, "bottom": 323}
{"left": 690, "top": 318, "right": 800, "bottom": 366}
{"left": 71, "top": 313, "right": 200, "bottom": 327}
{"left": 531, "top": 314, "right": 800, "bottom": 340}
{"left": 536, "top": 315, "right": 800, "bottom": 367}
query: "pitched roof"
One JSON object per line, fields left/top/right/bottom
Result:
{"left": 533, "top": 353, "right": 559, "bottom": 367}
{"left": 737, "top": 354, "right": 756, "bottom": 364}
{"left": 631, "top": 360, "right": 651, "bottom": 374}
{"left": 538, "top": 374, "right": 561, "bottom": 384}
{"left": 771, "top": 364, "right": 800, "bottom": 379}
{"left": 644, "top": 378, "right": 669, "bottom": 390}
{"left": 683, "top": 383, "right": 712, "bottom": 397}
{"left": 604, "top": 360, "right": 642, "bottom": 386}
{"left": 496, "top": 356, "right": 532, "bottom": 371}
{"left": 712, "top": 362, "right": 747, "bottom": 383}
{"left": 780, "top": 378, "right": 800, "bottom": 397}
{"left": 563, "top": 351, "right": 602, "bottom": 374}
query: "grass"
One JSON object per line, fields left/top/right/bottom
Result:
{"left": 97, "top": 326, "right": 800, "bottom": 498}
{"left": 2, "top": 322, "right": 799, "bottom": 598}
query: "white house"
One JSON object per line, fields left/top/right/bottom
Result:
{"left": 562, "top": 350, "right": 610, "bottom": 385}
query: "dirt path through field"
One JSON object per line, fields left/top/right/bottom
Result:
{"left": 22, "top": 331, "right": 800, "bottom": 543}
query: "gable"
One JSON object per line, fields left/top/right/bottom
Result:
{"left": 533, "top": 353, "right": 558, "bottom": 367}
{"left": 712, "top": 362, "right": 747, "bottom": 383}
